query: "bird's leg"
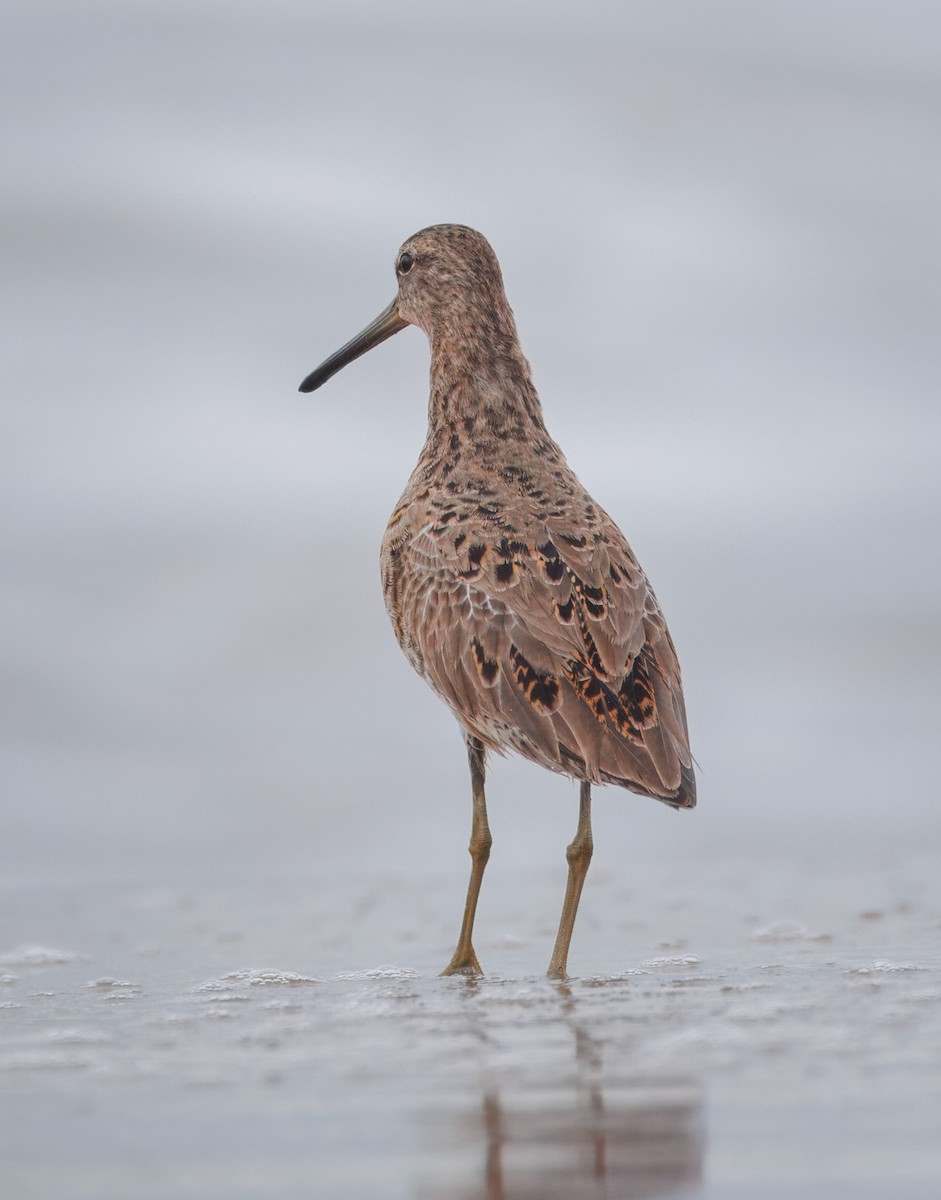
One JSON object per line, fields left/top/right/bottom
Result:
{"left": 547, "top": 782, "right": 593, "bottom": 979}
{"left": 441, "top": 737, "right": 491, "bottom": 976}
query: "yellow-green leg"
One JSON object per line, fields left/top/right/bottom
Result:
{"left": 547, "top": 782, "right": 593, "bottom": 979}
{"left": 441, "top": 737, "right": 491, "bottom": 976}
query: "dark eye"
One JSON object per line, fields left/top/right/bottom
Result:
{"left": 397, "top": 252, "right": 414, "bottom": 275}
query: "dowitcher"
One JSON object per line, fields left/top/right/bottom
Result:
{"left": 300, "top": 225, "right": 695, "bottom": 978}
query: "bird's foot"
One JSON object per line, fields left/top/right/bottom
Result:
{"left": 440, "top": 950, "right": 484, "bottom": 977}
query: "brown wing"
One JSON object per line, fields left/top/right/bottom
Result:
{"left": 384, "top": 500, "right": 695, "bottom": 809}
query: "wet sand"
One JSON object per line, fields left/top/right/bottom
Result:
{"left": 2, "top": 855, "right": 939, "bottom": 1198}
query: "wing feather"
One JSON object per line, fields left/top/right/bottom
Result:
{"left": 383, "top": 490, "right": 693, "bottom": 807}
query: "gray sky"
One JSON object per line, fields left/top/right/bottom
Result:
{"left": 2, "top": 1, "right": 939, "bottom": 885}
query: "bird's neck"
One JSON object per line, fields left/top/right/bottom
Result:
{"left": 425, "top": 315, "right": 548, "bottom": 445}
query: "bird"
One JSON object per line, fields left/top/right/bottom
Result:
{"left": 299, "top": 224, "right": 695, "bottom": 978}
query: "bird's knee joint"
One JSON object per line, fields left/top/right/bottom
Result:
{"left": 566, "top": 838, "right": 593, "bottom": 867}
{"left": 469, "top": 829, "right": 492, "bottom": 864}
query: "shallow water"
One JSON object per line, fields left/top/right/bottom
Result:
{"left": 2, "top": 857, "right": 939, "bottom": 1198}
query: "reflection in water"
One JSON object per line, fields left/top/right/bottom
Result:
{"left": 417, "top": 983, "right": 703, "bottom": 1199}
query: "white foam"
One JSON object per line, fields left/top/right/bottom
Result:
{"left": 752, "top": 921, "right": 829, "bottom": 943}
{"left": 642, "top": 955, "right": 702, "bottom": 970}
{"left": 193, "top": 969, "right": 318, "bottom": 993}
{"left": 0, "top": 945, "right": 77, "bottom": 966}
{"left": 847, "top": 961, "right": 926, "bottom": 976}
{"left": 333, "top": 966, "right": 420, "bottom": 981}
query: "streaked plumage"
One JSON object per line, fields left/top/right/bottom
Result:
{"left": 300, "top": 224, "right": 694, "bottom": 977}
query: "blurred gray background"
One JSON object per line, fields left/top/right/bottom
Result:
{"left": 2, "top": 0, "right": 939, "bottom": 890}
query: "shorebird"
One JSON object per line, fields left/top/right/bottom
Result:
{"left": 300, "top": 225, "right": 695, "bottom": 978}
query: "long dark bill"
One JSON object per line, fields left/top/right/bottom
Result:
{"left": 298, "top": 300, "right": 408, "bottom": 393}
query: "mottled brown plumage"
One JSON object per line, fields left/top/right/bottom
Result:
{"left": 300, "top": 224, "right": 695, "bottom": 977}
